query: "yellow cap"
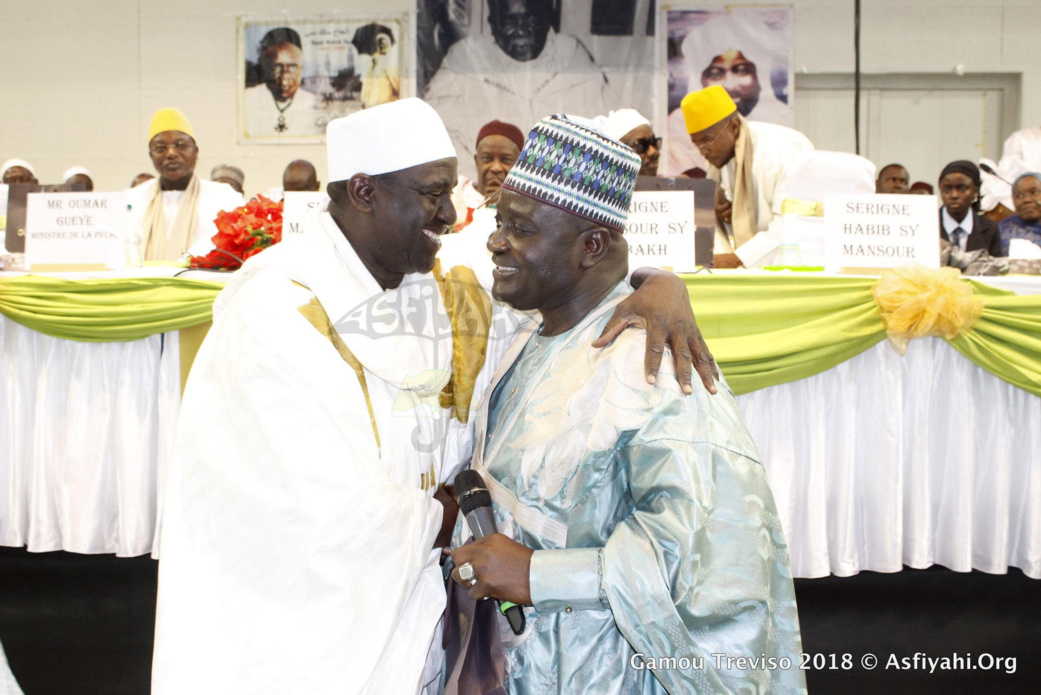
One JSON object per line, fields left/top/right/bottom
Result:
{"left": 680, "top": 86, "right": 737, "bottom": 135}
{"left": 148, "top": 108, "right": 196, "bottom": 142}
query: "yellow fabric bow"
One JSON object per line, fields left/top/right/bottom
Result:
{"left": 873, "top": 264, "right": 984, "bottom": 355}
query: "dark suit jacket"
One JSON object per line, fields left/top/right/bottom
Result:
{"left": 939, "top": 210, "right": 1003, "bottom": 257}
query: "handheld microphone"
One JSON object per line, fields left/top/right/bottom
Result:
{"left": 454, "top": 470, "right": 526, "bottom": 635}
{"left": 979, "top": 162, "right": 1013, "bottom": 187}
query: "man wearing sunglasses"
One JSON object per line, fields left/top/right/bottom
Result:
{"left": 604, "top": 109, "right": 661, "bottom": 177}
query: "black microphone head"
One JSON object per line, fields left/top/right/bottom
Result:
{"left": 978, "top": 162, "right": 1014, "bottom": 186}
{"left": 455, "top": 469, "right": 486, "bottom": 496}
{"left": 459, "top": 488, "right": 492, "bottom": 516}
{"left": 455, "top": 470, "right": 493, "bottom": 515}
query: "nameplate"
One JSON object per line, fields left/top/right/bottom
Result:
{"left": 25, "top": 192, "right": 128, "bottom": 270}
{"left": 625, "top": 190, "right": 697, "bottom": 272}
{"left": 824, "top": 194, "right": 940, "bottom": 273}
{"left": 282, "top": 192, "right": 329, "bottom": 236}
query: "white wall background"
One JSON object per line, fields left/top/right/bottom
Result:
{"left": 1, "top": 0, "right": 1039, "bottom": 195}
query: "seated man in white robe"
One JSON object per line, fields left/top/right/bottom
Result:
{"left": 681, "top": 85, "right": 812, "bottom": 267}
{"left": 449, "top": 114, "right": 806, "bottom": 694}
{"left": 153, "top": 98, "right": 722, "bottom": 695}
{"left": 127, "top": 108, "right": 244, "bottom": 261}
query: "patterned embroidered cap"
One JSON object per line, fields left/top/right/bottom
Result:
{"left": 501, "top": 114, "right": 641, "bottom": 232}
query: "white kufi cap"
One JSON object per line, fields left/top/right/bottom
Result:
{"left": 63, "top": 166, "right": 92, "bottom": 181}
{"left": 680, "top": 13, "right": 785, "bottom": 90}
{"left": 326, "top": 98, "right": 456, "bottom": 183}
{"left": 602, "top": 109, "right": 651, "bottom": 141}
{"left": 1, "top": 158, "right": 36, "bottom": 179}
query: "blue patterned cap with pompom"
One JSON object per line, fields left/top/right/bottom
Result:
{"left": 501, "top": 114, "right": 641, "bottom": 232}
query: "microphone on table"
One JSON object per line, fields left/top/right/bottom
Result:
{"left": 979, "top": 162, "right": 1013, "bottom": 187}
{"left": 980, "top": 163, "right": 1041, "bottom": 207}
{"left": 454, "top": 469, "right": 526, "bottom": 635}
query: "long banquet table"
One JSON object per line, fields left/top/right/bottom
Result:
{"left": 1, "top": 268, "right": 1039, "bottom": 578}
{"left": 0, "top": 268, "right": 224, "bottom": 557}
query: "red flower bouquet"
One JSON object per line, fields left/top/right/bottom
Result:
{"left": 189, "top": 195, "right": 284, "bottom": 270}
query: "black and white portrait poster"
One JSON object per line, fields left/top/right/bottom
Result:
{"left": 239, "top": 16, "right": 406, "bottom": 143}
{"left": 417, "top": 0, "right": 657, "bottom": 179}
{"left": 662, "top": 6, "right": 794, "bottom": 176}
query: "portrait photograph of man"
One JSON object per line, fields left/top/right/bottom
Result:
{"left": 662, "top": 7, "right": 794, "bottom": 176}
{"left": 240, "top": 17, "right": 405, "bottom": 143}
{"left": 417, "top": 0, "right": 656, "bottom": 179}
{"left": 244, "top": 26, "right": 323, "bottom": 138}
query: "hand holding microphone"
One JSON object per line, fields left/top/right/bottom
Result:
{"left": 450, "top": 470, "right": 530, "bottom": 635}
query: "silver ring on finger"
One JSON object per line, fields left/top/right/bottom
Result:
{"left": 459, "top": 561, "right": 477, "bottom": 587}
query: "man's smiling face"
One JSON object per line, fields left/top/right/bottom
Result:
{"left": 371, "top": 157, "right": 459, "bottom": 277}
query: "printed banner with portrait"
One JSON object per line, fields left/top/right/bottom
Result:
{"left": 662, "top": 6, "right": 794, "bottom": 176}
{"left": 238, "top": 16, "right": 407, "bottom": 143}
{"left": 416, "top": 0, "right": 657, "bottom": 180}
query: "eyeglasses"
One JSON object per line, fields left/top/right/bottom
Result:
{"left": 691, "top": 125, "right": 728, "bottom": 154}
{"left": 625, "top": 136, "right": 661, "bottom": 155}
{"left": 497, "top": 13, "right": 542, "bottom": 32}
{"left": 149, "top": 141, "right": 195, "bottom": 156}
{"left": 702, "top": 62, "right": 757, "bottom": 82}
{"left": 271, "top": 62, "right": 302, "bottom": 77}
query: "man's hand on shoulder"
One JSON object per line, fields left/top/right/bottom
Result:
{"left": 593, "top": 267, "right": 719, "bottom": 395}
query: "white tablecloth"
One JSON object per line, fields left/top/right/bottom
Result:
{"left": 0, "top": 317, "right": 180, "bottom": 557}
{"left": 1, "top": 272, "right": 1038, "bottom": 580}
{"left": 741, "top": 336, "right": 1040, "bottom": 579}
{"left": 0, "top": 640, "right": 22, "bottom": 695}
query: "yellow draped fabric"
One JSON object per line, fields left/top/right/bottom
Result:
{"left": 0, "top": 274, "right": 223, "bottom": 342}
{"left": 946, "top": 282, "right": 1041, "bottom": 399}
{"left": 432, "top": 260, "right": 493, "bottom": 424}
{"left": 2, "top": 271, "right": 1039, "bottom": 399}
{"left": 684, "top": 272, "right": 1041, "bottom": 398}
{"left": 685, "top": 274, "right": 887, "bottom": 394}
